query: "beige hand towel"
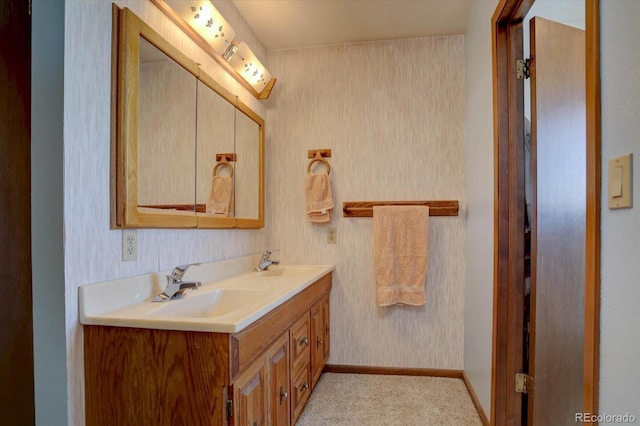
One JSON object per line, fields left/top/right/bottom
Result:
{"left": 206, "top": 175, "right": 233, "bottom": 217}
{"left": 305, "top": 172, "right": 334, "bottom": 223}
{"left": 373, "top": 205, "right": 429, "bottom": 306}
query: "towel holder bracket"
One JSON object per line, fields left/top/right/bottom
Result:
{"left": 307, "top": 149, "right": 331, "bottom": 158}
{"left": 343, "top": 200, "right": 459, "bottom": 217}
{"left": 216, "top": 153, "right": 237, "bottom": 162}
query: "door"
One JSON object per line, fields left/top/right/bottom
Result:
{"left": 529, "top": 17, "right": 586, "bottom": 425}
{"left": 0, "top": 0, "right": 34, "bottom": 424}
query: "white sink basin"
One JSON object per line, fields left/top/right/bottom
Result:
{"left": 79, "top": 261, "right": 335, "bottom": 333}
{"left": 150, "top": 288, "right": 268, "bottom": 318}
{"left": 256, "top": 265, "right": 321, "bottom": 278}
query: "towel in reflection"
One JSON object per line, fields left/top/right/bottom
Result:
{"left": 207, "top": 175, "right": 233, "bottom": 217}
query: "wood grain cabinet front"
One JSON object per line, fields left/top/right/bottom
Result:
{"left": 311, "top": 293, "right": 330, "bottom": 389}
{"left": 289, "top": 313, "right": 311, "bottom": 423}
{"left": 84, "top": 272, "right": 331, "bottom": 426}
{"left": 268, "top": 333, "right": 291, "bottom": 426}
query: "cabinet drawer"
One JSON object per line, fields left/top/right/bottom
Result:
{"left": 291, "top": 365, "right": 311, "bottom": 423}
{"left": 230, "top": 274, "right": 332, "bottom": 379}
{"left": 289, "top": 312, "right": 311, "bottom": 375}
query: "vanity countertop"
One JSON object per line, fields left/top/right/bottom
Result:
{"left": 79, "top": 261, "right": 334, "bottom": 333}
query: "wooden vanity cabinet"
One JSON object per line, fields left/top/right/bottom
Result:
{"left": 84, "top": 273, "right": 331, "bottom": 426}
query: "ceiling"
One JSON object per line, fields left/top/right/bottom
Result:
{"left": 230, "top": 0, "right": 474, "bottom": 51}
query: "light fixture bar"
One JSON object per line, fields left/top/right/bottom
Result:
{"left": 152, "top": 0, "right": 276, "bottom": 100}
{"left": 165, "top": 0, "right": 235, "bottom": 55}
{"left": 226, "top": 42, "right": 273, "bottom": 95}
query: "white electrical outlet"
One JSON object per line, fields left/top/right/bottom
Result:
{"left": 327, "top": 227, "right": 337, "bottom": 244}
{"left": 122, "top": 229, "right": 137, "bottom": 261}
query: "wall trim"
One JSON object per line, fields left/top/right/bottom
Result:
{"left": 462, "top": 371, "right": 490, "bottom": 426}
{"left": 324, "top": 364, "right": 463, "bottom": 378}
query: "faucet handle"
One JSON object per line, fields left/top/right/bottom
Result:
{"left": 169, "top": 263, "right": 201, "bottom": 281}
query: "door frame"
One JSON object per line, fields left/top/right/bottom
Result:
{"left": 490, "top": 0, "right": 600, "bottom": 424}
{"left": 0, "top": 0, "right": 34, "bottom": 424}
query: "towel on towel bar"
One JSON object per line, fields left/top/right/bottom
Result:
{"left": 373, "top": 205, "right": 429, "bottom": 306}
{"left": 305, "top": 172, "right": 334, "bottom": 223}
{"left": 206, "top": 175, "right": 233, "bottom": 217}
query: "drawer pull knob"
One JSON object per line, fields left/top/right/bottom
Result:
{"left": 317, "top": 337, "right": 322, "bottom": 347}
{"left": 280, "top": 385, "right": 288, "bottom": 403}
{"left": 299, "top": 337, "right": 309, "bottom": 346}
{"left": 300, "top": 383, "right": 309, "bottom": 392}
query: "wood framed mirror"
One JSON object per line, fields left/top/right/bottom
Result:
{"left": 111, "top": 6, "right": 264, "bottom": 229}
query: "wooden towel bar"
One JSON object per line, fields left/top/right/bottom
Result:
{"left": 342, "top": 200, "right": 459, "bottom": 217}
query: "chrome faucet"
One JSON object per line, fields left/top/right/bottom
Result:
{"left": 254, "top": 250, "right": 280, "bottom": 272}
{"left": 152, "top": 263, "right": 202, "bottom": 302}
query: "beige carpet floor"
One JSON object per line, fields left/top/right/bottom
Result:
{"left": 296, "top": 373, "right": 483, "bottom": 426}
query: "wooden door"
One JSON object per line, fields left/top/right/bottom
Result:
{"left": 234, "top": 358, "right": 267, "bottom": 426}
{"left": 0, "top": 0, "right": 34, "bottom": 424}
{"left": 529, "top": 17, "right": 586, "bottom": 425}
{"left": 268, "top": 334, "right": 290, "bottom": 426}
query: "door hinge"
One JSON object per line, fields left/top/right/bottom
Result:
{"left": 515, "top": 373, "right": 533, "bottom": 394}
{"left": 28, "top": 0, "right": 32, "bottom": 15}
{"left": 516, "top": 59, "right": 531, "bottom": 80}
{"left": 225, "top": 385, "right": 234, "bottom": 424}
{"left": 226, "top": 399, "right": 233, "bottom": 421}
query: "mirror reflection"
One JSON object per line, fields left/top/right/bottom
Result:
{"left": 196, "top": 80, "right": 236, "bottom": 217}
{"left": 235, "top": 108, "right": 260, "bottom": 221}
{"left": 137, "top": 37, "right": 197, "bottom": 212}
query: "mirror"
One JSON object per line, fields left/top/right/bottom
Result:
{"left": 137, "top": 38, "right": 197, "bottom": 214}
{"left": 112, "top": 6, "right": 264, "bottom": 229}
{"left": 195, "top": 75, "right": 236, "bottom": 228}
{"left": 234, "top": 106, "right": 263, "bottom": 227}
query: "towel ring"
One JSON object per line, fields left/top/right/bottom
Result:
{"left": 307, "top": 153, "right": 330, "bottom": 174}
{"left": 213, "top": 161, "right": 233, "bottom": 178}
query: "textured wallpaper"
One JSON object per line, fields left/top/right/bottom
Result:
{"left": 265, "top": 36, "right": 466, "bottom": 369}
{"left": 63, "top": 2, "right": 267, "bottom": 425}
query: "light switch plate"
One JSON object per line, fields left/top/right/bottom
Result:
{"left": 608, "top": 153, "right": 633, "bottom": 209}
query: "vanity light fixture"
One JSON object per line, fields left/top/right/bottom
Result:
{"left": 155, "top": 0, "right": 276, "bottom": 100}
{"left": 225, "top": 42, "right": 273, "bottom": 95}
{"left": 165, "top": 0, "right": 235, "bottom": 56}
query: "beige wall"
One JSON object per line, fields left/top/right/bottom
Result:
{"left": 63, "top": 1, "right": 268, "bottom": 424}
{"left": 265, "top": 36, "right": 466, "bottom": 369}
{"left": 600, "top": 0, "right": 640, "bottom": 417}
{"left": 463, "top": 0, "right": 497, "bottom": 416}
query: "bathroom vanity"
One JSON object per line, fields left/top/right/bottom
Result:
{"left": 81, "top": 260, "right": 333, "bottom": 426}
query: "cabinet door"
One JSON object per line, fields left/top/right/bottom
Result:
{"left": 268, "top": 334, "right": 290, "bottom": 426}
{"left": 311, "top": 295, "right": 331, "bottom": 389}
{"left": 310, "top": 301, "right": 324, "bottom": 388}
{"left": 234, "top": 358, "right": 267, "bottom": 426}
{"left": 321, "top": 296, "right": 330, "bottom": 362}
